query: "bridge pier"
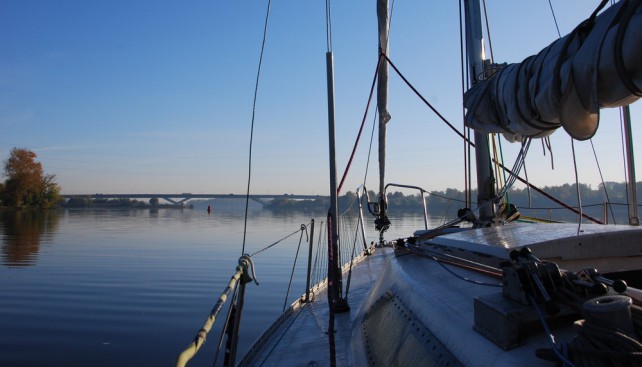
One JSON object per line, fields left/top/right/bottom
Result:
{"left": 161, "top": 197, "right": 191, "bottom": 206}
{"left": 250, "top": 197, "right": 269, "bottom": 206}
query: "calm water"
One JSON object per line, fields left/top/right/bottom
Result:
{"left": 0, "top": 207, "right": 429, "bottom": 366}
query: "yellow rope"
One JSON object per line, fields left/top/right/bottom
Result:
{"left": 176, "top": 267, "right": 243, "bottom": 367}
{"left": 517, "top": 215, "right": 560, "bottom": 224}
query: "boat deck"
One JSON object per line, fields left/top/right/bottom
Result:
{"left": 238, "top": 247, "right": 393, "bottom": 367}
{"left": 427, "top": 222, "right": 642, "bottom": 272}
{"left": 238, "top": 242, "right": 571, "bottom": 366}
{"left": 239, "top": 223, "right": 642, "bottom": 366}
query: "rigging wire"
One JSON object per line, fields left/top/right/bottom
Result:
{"left": 429, "top": 190, "right": 467, "bottom": 203}
{"left": 283, "top": 226, "right": 308, "bottom": 311}
{"left": 459, "top": 0, "right": 471, "bottom": 208}
{"left": 363, "top": 111, "right": 378, "bottom": 187}
{"left": 496, "top": 160, "right": 603, "bottom": 224}
{"left": 590, "top": 139, "right": 617, "bottom": 224}
{"left": 543, "top": 136, "right": 555, "bottom": 169}
{"left": 337, "top": 55, "right": 382, "bottom": 195}
{"left": 481, "top": 0, "right": 495, "bottom": 62}
{"left": 372, "top": 49, "right": 602, "bottom": 225}
{"left": 314, "top": 221, "right": 328, "bottom": 287}
{"left": 384, "top": 46, "right": 597, "bottom": 222}
{"left": 382, "top": 54, "right": 473, "bottom": 146}
{"left": 546, "top": 0, "right": 562, "bottom": 38}
{"left": 249, "top": 224, "right": 309, "bottom": 257}
{"left": 491, "top": 135, "right": 504, "bottom": 198}
{"left": 523, "top": 156, "right": 531, "bottom": 207}
{"left": 242, "top": 0, "right": 272, "bottom": 255}
{"left": 388, "top": 0, "right": 397, "bottom": 42}
{"left": 497, "top": 136, "right": 512, "bottom": 204}
{"left": 497, "top": 138, "right": 532, "bottom": 199}
{"left": 570, "top": 138, "right": 583, "bottom": 235}
{"left": 374, "top": 1, "right": 607, "bottom": 225}
{"left": 325, "top": 0, "right": 333, "bottom": 52}
{"left": 619, "top": 107, "right": 631, "bottom": 214}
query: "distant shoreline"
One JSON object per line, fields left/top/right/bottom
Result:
{"left": 62, "top": 197, "right": 194, "bottom": 209}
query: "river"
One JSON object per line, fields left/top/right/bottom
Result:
{"left": 0, "top": 207, "right": 433, "bottom": 366}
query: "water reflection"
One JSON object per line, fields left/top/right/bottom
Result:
{"left": 0, "top": 209, "right": 60, "bottom": 266}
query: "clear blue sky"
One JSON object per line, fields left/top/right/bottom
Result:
{"left": 1, "top": 1, "right": 640, "bottom": 196}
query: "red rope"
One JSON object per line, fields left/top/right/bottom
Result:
{"left": 336, "top": 54, "right": 383, "bottom": 195}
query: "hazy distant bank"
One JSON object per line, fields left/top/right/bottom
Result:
{"left": 62, "top": 181, "right": 642, "bottom": 223}
{"left": 196, "top": 181, "right": 641, "bottom": 223}
{"left": 62, "top": 197, "right": 193, "bottom": 209}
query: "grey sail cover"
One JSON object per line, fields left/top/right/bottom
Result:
{"left": 377, "top": 0, "right": 391, "bottom": 196}
{"left": 464, "top": 0, "right": 642, "bottom": 141}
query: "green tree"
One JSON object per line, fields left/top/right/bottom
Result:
{"left": 1, "top": 148, "right": 61, "bottom": 208}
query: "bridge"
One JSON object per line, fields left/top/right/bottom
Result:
{"left": 61, "top": 193, "right": 324, "bottom": 206}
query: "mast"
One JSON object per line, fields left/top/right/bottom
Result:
{"left": 463, "top": 0, "right": 495, "bottom": 223}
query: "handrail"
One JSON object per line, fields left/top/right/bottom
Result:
{"left": 384, "top": 183, "right": 430, "bottom": 230}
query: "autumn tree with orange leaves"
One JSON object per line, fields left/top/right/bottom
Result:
{"left": 1, "top": 148, "right": 61, "bottom": 208}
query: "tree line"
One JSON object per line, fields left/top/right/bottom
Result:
{"left": 2, "top": 146, "right": 640, "bottom": 222}
{"left": 265, "top": 182, "right": 642, "bottom": 223}
{"left": 0, "top": 148, "right": 61, "bottom": 208}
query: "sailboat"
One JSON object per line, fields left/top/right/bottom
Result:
{"left": 178, "top": 0, "right": 642, "bottom": 366}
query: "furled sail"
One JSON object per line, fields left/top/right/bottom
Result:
{"left": 464, "top": 0, "right": 642, "bottom": 141}
{"left": 377, "top": 0, "right": 391, "bottom": 196}
{"left": 376, "top": 0, "right": 392, "bottom": 233}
